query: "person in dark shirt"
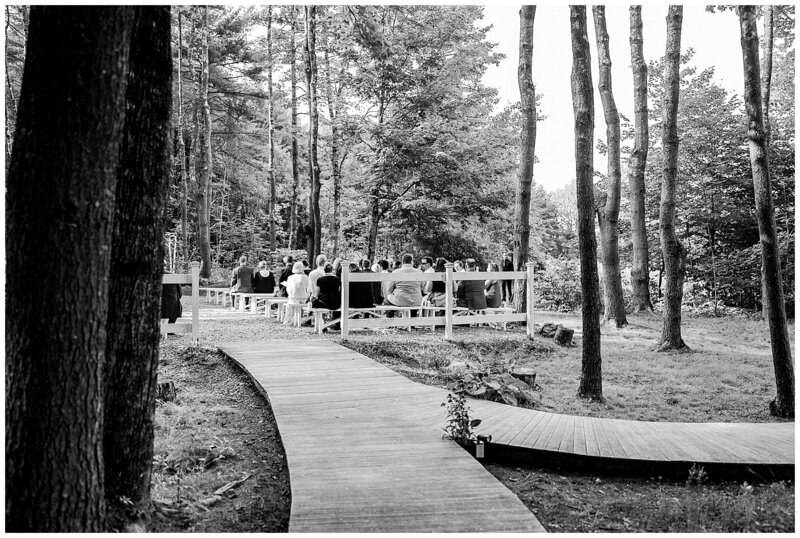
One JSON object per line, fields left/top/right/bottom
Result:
{"left": 253, "top": 261, "right": 276, "bottom": 294}
{"left": 348, "top": 263, "right": 375, "bottom": 308}
{"left": 501, "top": 252, "right": 514, "bottom": 304}
{"left": 276, "top": 255, "right": 294, "bottom": 297}
{"left": 456, "top": 258, "right": 488, "bottom": 310}
{"left": 360, "top": 258, "right": 382, "bottom": 305}
{"left": 312, "top": 264, "right": 341, "bottom": 310}
{"left": 161, "top": 275, "right": 182, "bottom": 324}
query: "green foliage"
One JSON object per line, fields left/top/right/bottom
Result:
{"left": 686, "top": 464, "right": 709, "bottom": 486}
{"left": 534, "top": 258, "right": 583, "bottom": 311}
{"left": 447, "top": 370, "right": 541, "bottom": 408}
{"left": 441, "top": 393, "right": 481, "bottom": 446}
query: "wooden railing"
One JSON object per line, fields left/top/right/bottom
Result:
{"left": 161, "top": 261, "right": 200, "bottom": 342}
{"left": 340, "top": 261, "right": 535, "bottom": 340}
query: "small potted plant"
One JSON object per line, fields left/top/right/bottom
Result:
{"left": 442, "top": 393, "right": 490, "bottom": 458}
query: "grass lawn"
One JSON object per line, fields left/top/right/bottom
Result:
{"left": 146, "top": 301, "right": 794, "bottom": 532}
{"left": 342, "top": 310, "right": 795, "bottom": 423}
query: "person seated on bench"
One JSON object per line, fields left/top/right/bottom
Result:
{"left": 312, "top": 263, "right": 340, "bottom": 310}
{"left": 253, "top": 260, "right": 276, "bottom": 294}
{"left": 308, "top": 254, "right": 327, "bottom": 300}
{"left": 283, "top": 261, "right": 309, "bottom": 325}
{"left": 484, "top": 262, "right": 502, "bottom": 308}
{"left": 456, "top": 258, "right": 487, "bottom": 310}
{"left": 385, "top": 253, "right": 423, "bottom": 316}
{"left": 231, "top": 255, "right": 254, "bottom": 308}
{"left": 275, "top": 255, "right": 293, "bottom": 297}
{"left": 348, "top": 262, "right": 376, "bottom": 309}
{"left": 423, "top": 257, "right": 449, "bottom": 310}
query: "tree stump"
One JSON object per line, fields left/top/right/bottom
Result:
{"left": 156, "top": 380, "right": 176, "bottom": 402}
{"left": 510, "top": 367, "right": 537, "bottom": 387}
{"left": 553, "top": 325, "right": 574, "bottom": 346}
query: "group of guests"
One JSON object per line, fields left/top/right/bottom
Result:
{"left": 230, "top": 252, "right": 517, "bottom": 314}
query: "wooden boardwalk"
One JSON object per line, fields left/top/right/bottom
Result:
{"left": 220, "top": 340, "right": 794, "bottom": 531}
{"left": 219, "top": 341, "right": 546, "bottom": 532}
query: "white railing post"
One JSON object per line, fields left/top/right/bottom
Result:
{"left": 190, "top": 261, "right": 200, "bottom": 343}
{"left": 341, "top": 264, "right": 350, "bottom": 338}
{"left": 445, "top": 262, "right": 454, "bottom": 340}
{"left": 525, "top": 261, "right": 535, "bottom": 338}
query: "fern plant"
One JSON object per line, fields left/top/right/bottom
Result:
{"left": 441, "top": 393, "right": 481, "bottom": 446}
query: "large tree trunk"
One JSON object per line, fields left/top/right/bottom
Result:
{"left": 267, "top": 6, "right": 276, "bottom": 252}
{"left": 738, "top": 6, "right": 794, "bottom": 418}
{"left": 177, "top": 10, "right": 189, "bottom": 267}
{"left": 627, "top": 5, "right": 653, "bottom": 313}
{"left": 103, "top": 6, "right": 172, "bottom": 515}
{"left": 6, "top": 7, "right": 134, "bottom": 531}
{"left": 513, "top": 5, "right": 536, "bottom": 314}
{"left": 196, "top": 6, "right": 212, "bottom": 278}
{"left": 288, "top": 6, "right": 300, "bottom": 250}
{"left": 570, "top": 6, "right": 602, "bottom": 400}
{"left": 760, "top": 5, "right": 774, "bottom": 321}
{"left": 592, "top": 6, "right": 627, "bottom": 328}
{"left": 304, "top": 6, "right": 322, "bottom": 260}
{"left": 657, "top": 6, "right": 688, "bottom": 352}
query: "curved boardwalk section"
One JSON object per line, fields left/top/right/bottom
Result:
{"left": 219, "top": 341, "right": 545, "bottom": 532}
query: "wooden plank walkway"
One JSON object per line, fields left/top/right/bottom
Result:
{"left": 219, "top": 341, "right": 546, "bottom": 533}
{"left": 220, "top": 340, "right": 794, "bottom": 531}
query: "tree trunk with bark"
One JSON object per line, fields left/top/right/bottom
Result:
{"left": 760, "top": 5, "right": 774, "bottom": 321}
{"left": 738, "top": 5, "right": 794, "bottom": 418}
{"left": 513, "top": 5, "right": 536, "bottom": 314}
{"left": 304, "top": 6, "right": 322, "bottom": 260}
{"left": 103, "top": 6, "right": 172, "bottom": 514}
{"left": 177, "top": 10, "right": 189, "bottom": 267}
{"left": 657, "top": 6, "right": 688, "bottom": 352}
{"left": 266, "top": 6, "right": 276, "bottom": 252}
{"left": 196, "top": 6, "right": 212, "bottom": 278}
{"left": 627, "top": 5, "right": 653, "bottom": 313}
{"left": 288, "top": 7, "right": 300, "bottom": 250}
{"left": 570, "top": 6, "right": 603, "bottom": 400}
{"left": 6, "top": 7, "right": 134, "bottom": 531}
{"left": 592, "top": 6, "right": 627, "bottom": 328}
{"left": 324, "top": 48, "right": 342, "bottom": 255}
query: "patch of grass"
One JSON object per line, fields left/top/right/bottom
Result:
{"left": 340, "top": 312, "right": 793, "bottom": 423}
{"left": 486, "top": 462, "right": 794, "bottom": 532}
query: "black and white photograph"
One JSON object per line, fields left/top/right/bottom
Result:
{"left": 4, "top": 2, "right": 795, "bottom": 532}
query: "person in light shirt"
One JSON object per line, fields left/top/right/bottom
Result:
{"left": 385, "top": 253, "right": 424, "bottom": 308}
{"left": 307, "top": 254, "right": 327, "bottom": 299}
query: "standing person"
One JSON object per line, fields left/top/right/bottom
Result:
{"left": 161, "top": 271, "right": 183, "bottom": 326}
{"left": 253, "top": 260, "right": 276, "bottom": 294}
{"left": 501, "top": 252, "right": 514, "bottom": 304}
{"left": 231, "top": 255, "right": 254, "bottom": 308}
{"left": 276, "top": 255, "right": 294, "bottom": 297}
{"left": 386, "top": 253, "right": 424, "bottom": 309}
{"left": 308, "top": 254, "right": 327, "bottom": 299}
{"left": 456, "top": 258, "right": 488, "bottom": 310}
{"left": 484, "top": 262, "right": 503, "bottom": 308}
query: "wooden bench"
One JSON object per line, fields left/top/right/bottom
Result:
{"left": 200, "top": 287, "right": 229, "bottom": 305}
{"left": 306, "top": 306, "right": 415, "bottom": 334}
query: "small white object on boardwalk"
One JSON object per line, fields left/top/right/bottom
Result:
{"left": 219, "top": 341, "right": 546, "bottom": 533}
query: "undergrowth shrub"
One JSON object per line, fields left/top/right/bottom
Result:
{"left": 534, "top": 258, "right": 582, "bottom": 311}
{"left": 442, "top": 393, "right": 481, "bottom": 445}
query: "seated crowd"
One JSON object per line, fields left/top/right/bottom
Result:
{"left": 230, "top": 252, "right": 515, "bottom": 315}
